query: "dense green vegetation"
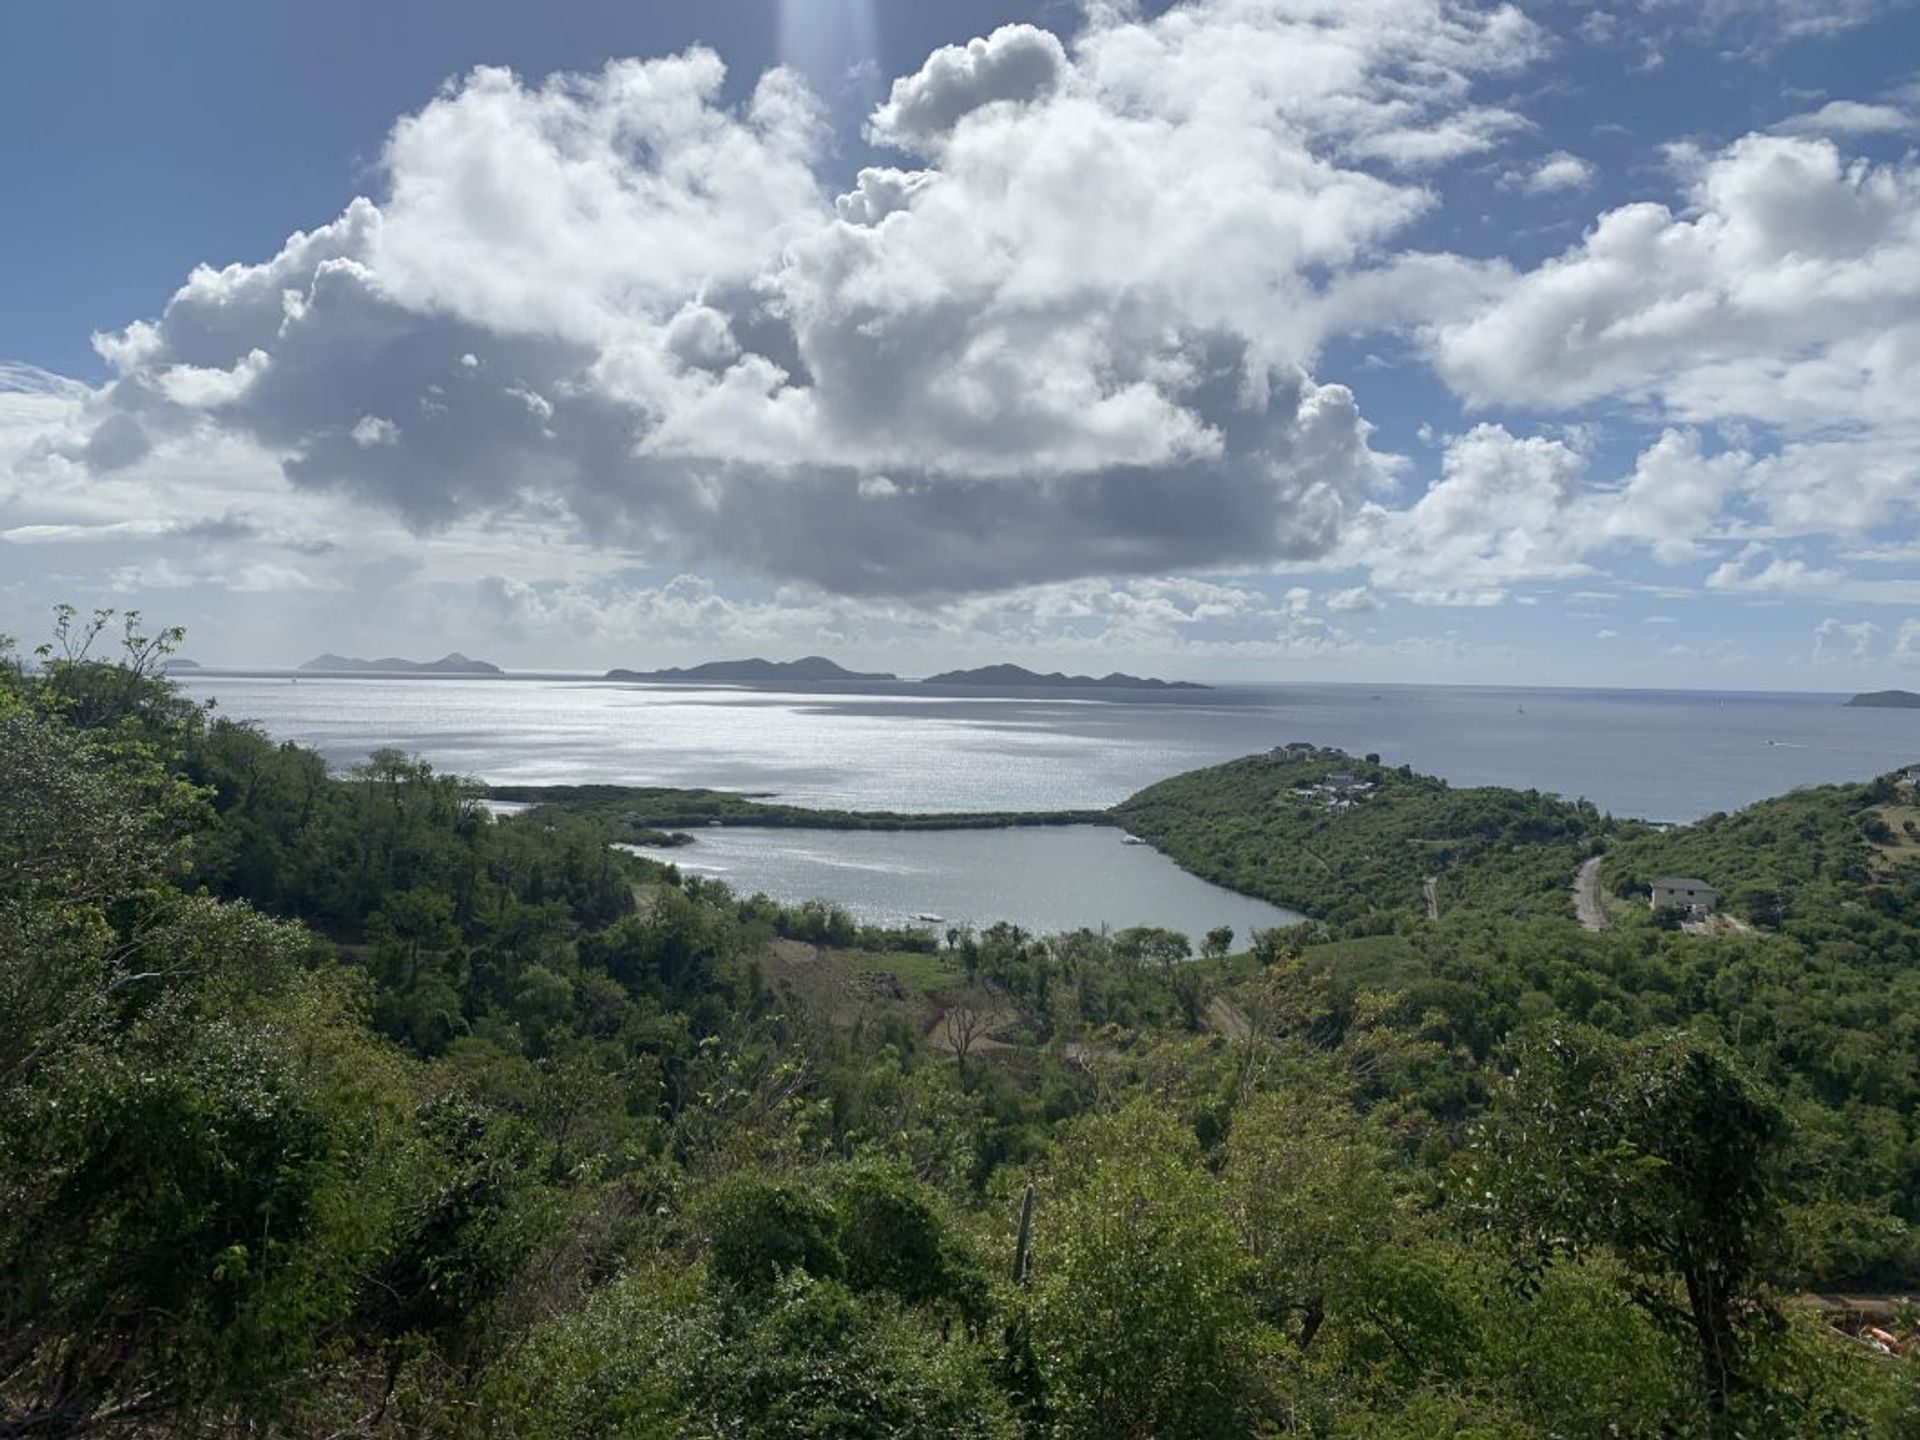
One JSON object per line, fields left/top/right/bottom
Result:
{"left": 1127, "top": 750, "right": 1920, "bottom": 1292}
{"left": 1115, "top": 748, "right": 1613, "bottom": 923}
{"left": 1606, "top": 773, "right": 1920, "bottom": 948}
{"left": 3, "top": 609, "right": 1916, "bottom": 1436}
{"left": 486, "top": 781, "right": 1108, "bottom": 846}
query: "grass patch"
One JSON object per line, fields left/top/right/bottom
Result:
{"left": 820, "top": 946, "right": 964, "bottom": 999}
{"left": 1301, "top": 933, "right": 1426, "bottom": 988}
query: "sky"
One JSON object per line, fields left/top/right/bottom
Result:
{"left": 3, "top": 0, "right": 1920, "bottom": 687}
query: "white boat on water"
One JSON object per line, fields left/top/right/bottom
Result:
{"left": 913, "top": 912, "right": 944, "bottom": 924}
{"left": 1121, "top": 835, "right": 1149, "bottom": 846}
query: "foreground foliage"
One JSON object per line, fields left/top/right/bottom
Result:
{"left": 2, "top": 613, "right": 1915, "bottom": 1436}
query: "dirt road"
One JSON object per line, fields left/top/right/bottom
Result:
{"left": 1573, "top": 855, "right": 1609, "bottom": 932}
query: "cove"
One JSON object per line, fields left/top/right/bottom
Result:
{"left": 629, "top": 824, "right": 1304, "bottom": 942}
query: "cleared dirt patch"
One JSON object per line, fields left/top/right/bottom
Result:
{"left": 1204, "top": 996, "right": 1251, "bottom": 1040}
{"left": 1867, "top": 804, "right": 1920, "bottom": 873}
{"left": 925, "top": 983, "right": 1022, "bottom": 1056}
{"left": 1680, "top": 912, "right": 1755, "bottom": 937}
{"left": 762, "top": 939, "right": 963, "bottom": 1027}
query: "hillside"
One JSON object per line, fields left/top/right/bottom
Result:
{"left": 1114, "top": 747, "right": 1608, "bottom": 922}
{"left": 1847, "top": 689, "right": 1920, "bottom": 709}
{"left": 7, "top": 631, "right": 1920, "bottom": 1434}
{"left": 924, "top": 663, "right": 1208, "bottom": 690}
{"left": 300, "top": 651, "right": 502, "bottom": 674}
{"left": 1603, "top": 769, "right": 1920, "bottom": 946}
{"left": 606, "top": 655, "right": 896, "bottom": 684}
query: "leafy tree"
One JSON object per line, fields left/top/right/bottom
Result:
{"left": 702, "top": 1174, "right": 845, "bottom": 1294}
{"left": 1114, "top": 926, "right": 1206, "bottom": 1029}
{"left": 0, "top": 701, "right": 422, "bottom": 1433}
{"left": 829, "top": 1163, "right": 988, "bottom": 1321}
{"left": 1474, "top": 1025, "right": 1789, "bottom": 1429}
{"left": 353, "top": 1094, "right": 557, "bottom": 1377}
{"left": 1025, "top": 1104, "right": 1264, "bottom": 1437}
{"left": 1222, "top": 1091, "right": 1400, "bottom": 1351}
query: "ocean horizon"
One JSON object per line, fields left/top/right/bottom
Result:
{"left": 177, "top": 672, "right": 1919, "bottom": 827}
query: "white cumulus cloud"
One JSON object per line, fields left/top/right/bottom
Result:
{"left": 867, "top": 24, "right": 1069, "bottom": 154}
{"left": 1431, "top": 134, "right": 1920, "bottom": 423}
{"left": 1707, "top": 544, "right": 1843, "bottom": 593}
{"left": 1777, "top": 99, "right": 1916, "bottom": 137}
{"left": 1510, "top": 150, "right": 1596, "bottom": 194}
{"left": 34, "top": 0, "right": 1550, "bottom": 600}
{"left": 351, "top": 415, "right": 399, "bottom": 447}
{"left": 1813, "top": 616, "right": 1879, "bottom": 662}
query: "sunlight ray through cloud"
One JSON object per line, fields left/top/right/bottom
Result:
{"left": 778, "top": 0, "right": 880, "bottom": 96}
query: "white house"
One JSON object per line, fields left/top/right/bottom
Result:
{"left": 1651, "top": 877, "right": 1719, "bottom": 916}
{"left": 1321, "top": 773, "right": 1374, "bottom": 795}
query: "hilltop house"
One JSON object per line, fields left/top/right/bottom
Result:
{"left": 1285, "top": 769, "right": 1377, "bottom": 814}
{"left": 1651, "top": 877, "right": 1719, "bottom": 916}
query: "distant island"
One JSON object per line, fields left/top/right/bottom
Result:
{"left": 300, "top": 652, "right": 503, "bottom": 675}
{"left": 1845, "top": 690, "right": 1920, "bottom": 709}
{"left": 159, "top": 658, "right": 202, "bottom": 671}
{"left": 605, "top": 656, "right": 897, "bottom": 685}
{"left": 923, "top": 663, "right": 1209, "bottom": 691}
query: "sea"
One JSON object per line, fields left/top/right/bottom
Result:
{"left": 176, "top": 674, "right": 1920, "bottom": 937}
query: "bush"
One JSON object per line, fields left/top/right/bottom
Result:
{"left": 489, "top": 1268, "right": 1016, "bottom": 1440}
{"left": 701, "top": 1175, "right": 843, "bottom": 1293}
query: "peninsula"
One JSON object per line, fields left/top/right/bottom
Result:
{"left": 298, "top": 652, "right": 503, "bottom": 675}
{"left": 605, "top": 656, "right": 896, "bottom": 685}
{"left": 1846, "top": 689, "right": 1920, "bottom": 709}
{"left": 923, "top": 663, "right": 1209, "bottom": 690}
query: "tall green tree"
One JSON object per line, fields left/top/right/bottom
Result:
{"left": 1025, "top": 1103, "right": 1264, "bottom": 1437}
{"left": 1474, "top": 1025, "right": 1789, "bottom": 1430}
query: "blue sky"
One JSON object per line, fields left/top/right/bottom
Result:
{"left": 3, "top": 0, "right": 1919, "bottom": 686}
{"left": 3, "top": 0, "right": 1055, "bottom": 377}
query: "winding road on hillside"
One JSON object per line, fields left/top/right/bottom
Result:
{"left": 1573, "top": 856, "right": 1609, "bottom": 932}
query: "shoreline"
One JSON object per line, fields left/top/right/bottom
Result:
{"left": 481, "top": 781, "right": 1117, "bottom": 835}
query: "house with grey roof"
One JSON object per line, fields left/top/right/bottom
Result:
{"left": 1651, "top": 876, "right": 1719, "bottom": 916}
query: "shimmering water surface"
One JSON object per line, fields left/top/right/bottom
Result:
{"left": 184, "top": 674, "right": 1920, "bottom": 822}
{"left": 180, "top": 674, "right": 1919, "bottom": 933}
{"left": 630, "top": 826, "right": 1303, "bottom": 940}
